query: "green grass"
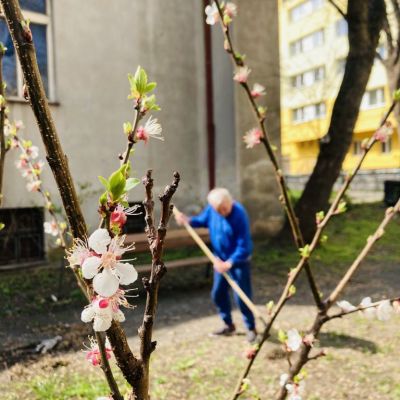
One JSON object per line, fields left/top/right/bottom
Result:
{"left": 253, "top": 202, "right": 399, "bottom": 276}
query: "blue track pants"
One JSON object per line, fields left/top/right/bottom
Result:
{"left": 211, "top": 261, "right": 255, "bottom": 330}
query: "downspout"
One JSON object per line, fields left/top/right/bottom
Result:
{"left": 203, "top": 0, "right": 216, "bottom": 190}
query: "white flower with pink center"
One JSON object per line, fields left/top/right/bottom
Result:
{"left": 286, "top": 329, "right": 302, "bottom": 352}
{"left": 374, "top": 121, "right": 393, "bottom": 143}
{"left": 81, "top": 290, "right": 130, "bottom": 332}
{"left": 233, "top": 66, "right": 251, "bottom": 83}
{"left": 205, "top": 2, "right": 219, "bottom": 25}
{"left": 67, "top": 238, "right": 92, "bottom": 267}
{"left": 84, "top": 336, "right": 112, "bottom": 366}
{"left": 44, "top": 220, "right": 59, "bottom": 237}
{"left": 243, "top": 128, "right": 263, "bottom": 149}
{"left": 360, "top": 297, "right": 376, "bottom": 319}
{"left": 136, "top": 116, "right": 164, "bottom": 144}
{"left": 15, "top": 156, "right": 29, "bottom": 170}
{"left": 286, "top": 380, "right": 305, "bottom": 400}
{"left": 224, "top": 2, "right": 237, "bottom": 18}
{"left": 336, "top": 300, "right": 356, "bottom": 313}
{"left": 26, "top": 180, "right": 41, "bottom": 192}
{"left": 81, "top": 228, "right": 137, "bottom": 297}
{"left": 251, "top": 83, "right": 266, "bottom": 98}
{"left": 376, "top": 299, "right": 393, "bottom": 321}
{"left": 25, "top": 145, "right": 39, "bottom": 159}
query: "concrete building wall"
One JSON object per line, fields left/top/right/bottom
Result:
{"left": 234, "top": 0, "right": 283, "bottom": 235}
{"left": 2, "top": 0, "right": 282, "bottom": 239}
{"left": 3, "top": 0, "right": 210, "bottom": 231}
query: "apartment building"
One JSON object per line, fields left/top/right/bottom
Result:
{"left": 279, "top": 0, "right": 400, "bottom": 196}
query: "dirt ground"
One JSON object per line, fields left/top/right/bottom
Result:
{"left": 1, "top": 253, "right": 399, "bottom": 400}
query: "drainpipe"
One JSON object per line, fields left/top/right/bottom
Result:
{"left": 203, "top": 0, "right": 216, "bottom": 190}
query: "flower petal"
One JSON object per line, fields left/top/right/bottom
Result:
{"left": 93, "top": 269, "right": 119, "bottom": 297}
{"left": 88, "top": 228, "right": 111, "bottom": 254}
{"left": 82, "top": 256, "right": 102, "bottom": 279}
{"left": 81, "top": 305, "right": 96, "bottom": 322}
{"left": 116, "top": 262, "right": 138, "bottom": 285}
{"left": 93, "top": 315, "right": 112, "bottom": 332}
{"left": 113, "top": 309, "right": 125, "bottom": 323}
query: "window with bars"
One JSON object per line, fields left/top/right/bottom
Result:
{"left": 0, "top": 0, "right": 53, "bottom": 99}
{"left": 0, "top": 207, "right": 45, "bottom": 266}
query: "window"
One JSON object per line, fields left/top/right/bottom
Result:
{"left": 290, "top": 0, "right": 324, "bottom": 22}
{"left": 337, "top": 58, "right": 346, "bottom": 75}
{"left": 353, "top": 141, "right": 362, "bottom": 155}
{"left": 0, "top": 0, "right": 53, "bottom": 99}
{"left": 292, "top": 102, "right": 326, "bottom": 123}
{"left": 291, "top": 66, "right": 325, "bottom": 88}
{"left": 361, "top": 88, "right": 385, "bottom": 109}
{"left": 335, "top": 18, "right": 348, "bottom": 36}
{"left": 381, "top": 138, "right": 392, "bottom": 154}
{"left": 0, "top": 207, "right": 45, "bottom": 266}
{"left": 375, "top": 44, "right": 387, "bottom": 62}
{"left": 290, "top": 30, "right": 324, "bottom": 56}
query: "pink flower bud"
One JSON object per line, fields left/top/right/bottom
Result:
{"left": 110, "top": 205, "right": 128, "bottom": 228}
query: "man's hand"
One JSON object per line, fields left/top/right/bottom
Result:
{"left": 174, "top": 210, "right": 189, "bottom": 226}
{"left": 213, "top": 258, "right": 232, "bottom": 274}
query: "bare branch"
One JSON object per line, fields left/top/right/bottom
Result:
{"left": 137, "top": 171, "right": 180, "bottom": 399}
{"left": 327, "top": 0, "right": 347, "bottom": 20}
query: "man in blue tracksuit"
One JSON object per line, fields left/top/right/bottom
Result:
{"left": 175, "top": 188, "right": 256, "bottom": 342}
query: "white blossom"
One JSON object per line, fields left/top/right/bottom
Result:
{"left": 337, "top": 300, "right": 356, "bottom": 313}
{"left": 376, "top": 300, "right": 393, "bottom": 321}
{"left": 286, "top": 329, "right": 302, "bottom": 352}
{"left": 360, "top": 297, "right": 376, "bottom": 319}
{"left": 205, "top": 2, "right": 219, "bottom": 25}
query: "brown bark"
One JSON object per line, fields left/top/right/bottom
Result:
{"left": 0, "top": 50, "right": 6, "bottom": 204}
{"left": 0, "top": 1, "right": 137, "bottom": 398}
{"left": 295, "top": 0, "right": 386, "bottom": 242}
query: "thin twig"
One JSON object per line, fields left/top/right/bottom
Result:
{"left": 0, "top": 49, "right": 6, "bottom": 204}
{"left": 327, "top": 0, "right": 348, "bottom": 20}
{"left": 230, "top": 100, "right": 396, "bottom": 399}
{"left": 213, "top": 0, "right": 323, "bottom": 312}
{"left": 276, "top": 200, "right": 400, "bottom": 400}
{"left": 136, "top": 170, "right": 180, "bottom": 399}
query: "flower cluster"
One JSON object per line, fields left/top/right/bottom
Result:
{"left": 84, "top": 336, "right": 113, "bottom": 366}
{"left": 68, "top": 228, "right": 138, "bottom": 331}
{"left": 280, "top": 373, "right": 306, "bottom": 400}
{"left": 373, "top": 121, "right": 393, "bottom": 143}
{"left": 337, "top": 297, "right": 397, "bottom": 321}
{"left": 205, "top": 2, "right": 237, "bottom": 26}
{"left": 243, "top": 128, "right": 263, "bottom": 149}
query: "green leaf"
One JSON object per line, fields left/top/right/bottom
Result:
{"left": 299, "top": 244, "right": 311, "bottom": 258}
{"left": 143, "top": 94, "right": 161, "bottom": 111}
{"left": 98, "top": 175, "right": 109, "bottom": 190}
{"left": 289, "top": 285, "right": 296, "bottom": 296}
{"left": 278, "top": 329, "right": 287, "bottom": 343}
{"left": 125, "top": 177, "right": 140, "bottom": 192}
{"left": 0, "top": 222, "right": 5, "bottom": 231}
{"left": 134, "top": 66, "right": 148, "bottom": 95}
{"left": 108, "top": 170, "right": 126, "bottom": 201}
{"left": 145, "top": 82, "right": 157, "bottom": 93}
{"left": 393, "top": 88, "right": 400, "bottom": 102}
{"left": 99, "top": 191, "right": 108, "bottom": 205}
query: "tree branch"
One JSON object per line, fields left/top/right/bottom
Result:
{"left": 276, "top": 199, "right": 400, "bottom": 399}
{"left": 213, "top": 0, "right": 324, "bottom": 312}
{"left": 0, "top": 49, "right": 7, "bottom": 205}
{"left": 230, "top": 99, "right": 396, "bottom": 399}
{"left": 135, "top": 170, "right": 180, "bottom": 400}
{"left": 0, "top": 1, "right": 138, "bottom": 397}
{"left": 327, "top": 0, "right": 348, "bottom": 20}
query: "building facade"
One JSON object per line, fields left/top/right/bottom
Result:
{"left": 0, "top": 1, "right": 281, "bottom": 266}
{"left": 279, "top": 0, "right": 400, "bottom": 198}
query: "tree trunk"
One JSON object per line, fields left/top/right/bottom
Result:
{"left": 293, "top": 0, "right": 386, "bottom": 241}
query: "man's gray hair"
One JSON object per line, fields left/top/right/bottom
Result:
{"left": 207, "top": 188, "right": 233, "bottom": 207}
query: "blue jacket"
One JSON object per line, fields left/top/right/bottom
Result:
{"left": 189, "top": 202, "right": 253, "bottom": 264}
